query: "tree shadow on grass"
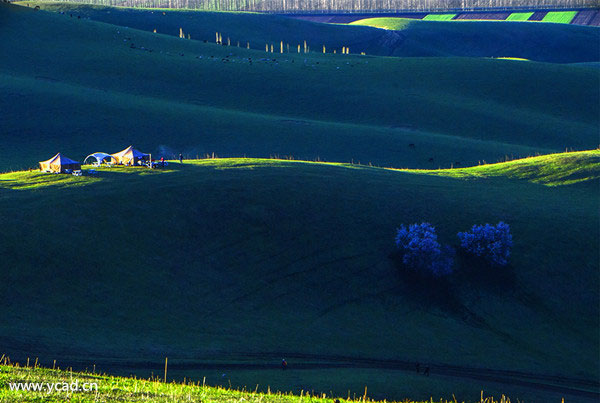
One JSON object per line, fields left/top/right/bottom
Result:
{"left": 388, "top": 251, "right": 484, "bottom": 326}
{"left": 386, "top": 249, "right": 522, "bottom": 328}
{"left": 454, "top": 252, "right": 517, "bottom": 294}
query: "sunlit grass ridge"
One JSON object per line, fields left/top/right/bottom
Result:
{"left": 2, "top": 151, "right": 596, "bottom": 190}
{"left": 0, "top": 362, "right": 521, "bottom": 403}
{"left": 402, "top": 150, "right": 600, "bottom": 186}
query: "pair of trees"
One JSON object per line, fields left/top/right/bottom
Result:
{"left": 395, "top": 222, "right": 513, "bottom": 277}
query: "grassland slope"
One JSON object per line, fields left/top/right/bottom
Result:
{"left": 408, "top": 149, "right": 600, "bottom": 186}
{"left": 0, "top": 152, "right": 598, "bottom": 401}
{"left": 0, "top": 363, "right": 521, "bottom": 403}
{"left": 348, "top": 17, "right": 600, "bottom": 62}
{"left": 15, "top": 2, "right": 600, "bottom": 63}
{"left": 1, "top": 3, "right": 598, "bottom": 172}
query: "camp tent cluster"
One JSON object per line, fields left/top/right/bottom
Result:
{"left": 39, "top": 146, "right": 150, "bottom": 173}
{"left": 38, "top": 153, "right": 81, "bottom": 174}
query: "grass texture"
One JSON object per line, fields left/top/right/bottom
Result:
{"left": 0, "top": 362, "right": 518, "bottom": 403}
{"left": 0, "top": 152, "right": 598, "bottom": 401}
{"left": 506, "top": 12, "right": 534, "bottom": 21}
{"left": 1, "top": 3, "right": 599, "bottom": 173}
{"left": 542, "top": 11, "right": 578, "bottom": 24}
{"left": 422, "top": 14, "right": 457, "bottom": 21}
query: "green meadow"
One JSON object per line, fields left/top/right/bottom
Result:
{"left": 15, "top": 2, "right": 600, "bottom": 63}
{"left": 505, "top": 12, "right": 534, "bottom": 21}
{"left": 422, "top": 14, "right": 457, "bottom": 21}
{"left": 542, "top": 11, "right": 578, "bottom": 24}
{"left": 0, "top": 152, "right": 599, "bottom": 401}
{"left": 0, "top": 363, "right": 523, "bottom": 403}
{"left": 347, "top": 15, "right": 599, "bottom": 61}
{"left": 0, "top": 1, "right": 599, "bottom": 402}
{"left": 1, "top": 3, "right": 599, "bottom": 174}
{"left": 405, "top": 150, "right": 600, "bottom": 186}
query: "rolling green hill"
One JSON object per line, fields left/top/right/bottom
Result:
{"left": 0, "top": 152, "right": 598, "bottom": 401}
{"left": 405, "top": 149, "right": 600, "bottom": 186}
{"left": 1, "top": 3, "right": 599, "bottom": 401}
{"left": 0, "top": 362, "right": 523, "bottom": 403}
{"left": 15, "top": 2, "right": 600, "bottom": 63}
{"left": 1, "top": 3, "right": 599, "bottom": 173}
{"left": 348, "top": 16, "right": 600, "bottom": 61}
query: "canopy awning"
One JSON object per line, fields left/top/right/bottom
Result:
{"left": 84, "top": 152, "right": 115, "bottom": 164}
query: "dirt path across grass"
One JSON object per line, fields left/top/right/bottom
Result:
{"left": 64, "top": 352, "right": 599, "bottom": 400}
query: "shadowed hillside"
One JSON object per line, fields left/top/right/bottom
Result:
{"left": 18, "top": 2, "right": 600, "bottom": 63}
{"left": 1, "top": 2, "right": 599, "bottom": 400}
{"left": 347, "top": 16, "right": 600, "bottom": 60}
{"left": 0, "top": 152, "right": 598, "bottom": 401}
{"left": 1, "top": 3, "right": 599, "bottom": 173}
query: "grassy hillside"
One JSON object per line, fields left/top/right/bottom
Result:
{"left": 0, "top": 363, "right": 519, "bottom": 403}
{"left": 1, "top": 3, "right": 598, "bottom": 173}
{"left": 0, "top": 3, "right": 598, "bottom": 400}
{"left": 406, "top": 149, "right": 600, "bottom": 186}
{"left": 0, "top": 152, "right": 598, "bottom": 401}
{"left": 349, "top": 16, "right": 599, "bottom": 61}
{"left": 506, "top": 12, "right": 534, "bottom": 21}
{"left": 15, "top": 2, "right": 600, "bottom": 63}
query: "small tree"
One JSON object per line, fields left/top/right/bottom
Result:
{"left": 395, "top": 223, "right": 454, "bottom": 277}
{"left": 457, "top": 222, "right": 513, "bottom": 266}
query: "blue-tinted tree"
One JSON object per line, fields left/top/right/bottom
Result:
{"left": 457, "top": 222, "right": 513, "bottom": 266}
{"left": 395, "top": 223, "right": 454, "bottom": 277}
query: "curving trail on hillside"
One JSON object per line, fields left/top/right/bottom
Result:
{"left": 56, "top": 352, "right": 600, "bottom": 400}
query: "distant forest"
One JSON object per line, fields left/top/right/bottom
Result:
{"left": 32, "top": 0, "right": 598, "bottom": 12}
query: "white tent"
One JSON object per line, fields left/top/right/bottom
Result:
{"left": 83, "top": 152, "right": 115, "bottom": 165}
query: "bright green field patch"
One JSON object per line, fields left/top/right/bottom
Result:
{"left": 542, "top": 11, "right": 578, "bottom": 24}
{"left": 506, "top": 12, "right": 534, "bottom": 21}
{"left": 422, "top": 14, "right": 456, "bottom": 21}
{"left": 348, "top": 17, "right": 414, "bottom": 30}
{"left": 0, "top": 170, "right": 99, "bottom": 190}
{"left": 495, "top": 57, "right": 530, "bottom": 61}
{"left": 0, "top": 166, "right": 175, "bottom": 190}
{"left": 400, "top": 150, "right": 600, "bottom": 186}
